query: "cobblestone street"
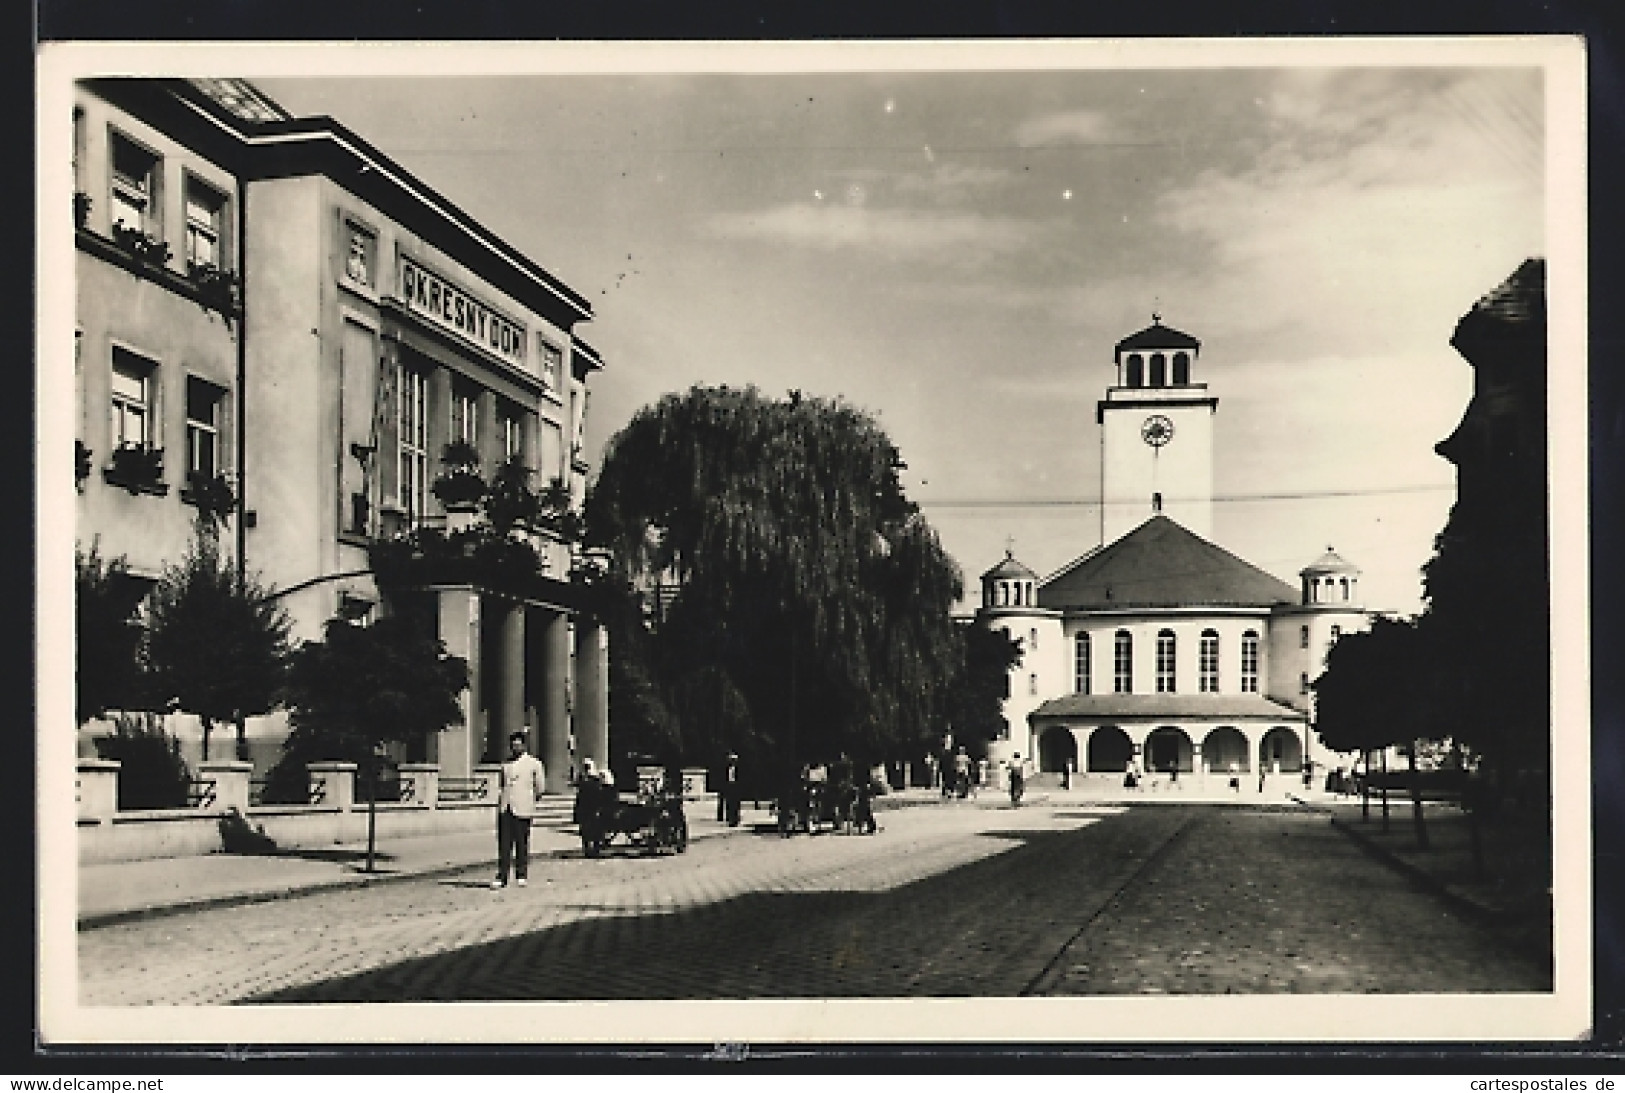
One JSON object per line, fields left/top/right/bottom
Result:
{"left": 78, "top": 803, "right": 1551, "bottom": 1005}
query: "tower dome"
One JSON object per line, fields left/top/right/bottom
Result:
{"left": 1300, "top": 547, "right": 1361, "bottom": 606}
{"left": 981, "top": 550, "right": 1039, "bottom": 610}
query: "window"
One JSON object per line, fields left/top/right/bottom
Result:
{"left": 1173, "top": 352, "right": 1191, "bottom": 384}
{"left": 184, "top": 179, "right": 226, "bottom": 268}
{"left": 109, "top": 133, "right": 158, "bottom": 231}
{"left": 1114, "top": 630, "right": 1133, "bottom": 694}
{"left": 540, "top": 340, "right": 563, "bottom": 391}
{"left": 1155, "top": 629, "right": 1177, "bottom": 693}
{"left": 185, "top": 377, "right": 225, "bottom": 479}
{"left": 1150, "top": 353, "right": 1167, "bottom": 387}
{"left": 1241, "top": 630, "right": 1260, "bottom": 693}
{"left": 1074, "top": 633, "right": 1090, "bottom": 694}
{"left": 110, "top": 348, "right": 153, "bottom": 448}
{"left": 499, "top": 404, "right": 524, "bottom": 462}
{"left": 1300, "top": 672, "right": 1309, "bottom": 695}
{"left": 397, "top": 366, "right": 428, "bottom": 522}
{"left": 1200, "top": 629, "right": 1219, "bottom": 693}
{"left": 1340, "top": 577, "right": 1350, "bottom": 601}
{"left": 1029, "top": 627, "right": 1038, "bottom": 650}
{"left": 1125, "top": 354, "right": 1144, "bottom": 388}
{"left": 1028, "top": 673, "right": 1038, "bottom": 696}
{"left": 1300, "top": 624, "right": 1310, "bottom": 649}
{"left": 452, "top": 385, "right": 479, "bottom": 447}
{"left": 1329, "top": 624, "right": 1341, "bottom": 642}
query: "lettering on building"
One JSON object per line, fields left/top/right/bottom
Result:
{"left": 400, "top": 257, "right": 529, "bottom": 370}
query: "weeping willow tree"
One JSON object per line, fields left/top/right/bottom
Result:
{"left": 586, "top": 385, "right": 963, "bottom": 783}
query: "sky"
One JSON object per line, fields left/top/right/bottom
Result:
{"left": 260, "top": 60, "right": 1544, "bottom": 616}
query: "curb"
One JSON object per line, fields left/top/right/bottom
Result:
{"left": 78, "top": 818, "right": 755, "bottom": 931}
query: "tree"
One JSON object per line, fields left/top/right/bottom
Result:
{"left": 75, "top": 540, "right": 148, "bottom": 725}
{"left": 585, "top": 385, "right": 963, "bottom": 781}
{"left": 276, "top": 614, "right": 470, "bottom": 869}
{"left": 1313, "top": 615, "right": 1436, "bottom": 842}
{"left": 943, "top": 620, "right": 1024, "bottom": 758}
{"left": 144, "top": 523, "right": 292, "bottom": 761}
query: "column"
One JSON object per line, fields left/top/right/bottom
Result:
{"left": 495, "top": 597, "right": 526, "bottom": 761}
{"left": 76, "top": 758, "right": 120, "bottom": 822}
{"left": 436, "top": 588, "right": 480, "bottom": 780}
{"left": 532, "top": 608, "right": 572, "bottom": 794}
{"left": 574, "top": 618, "right": 609, "bottom": 777}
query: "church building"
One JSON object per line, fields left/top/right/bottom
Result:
{"left": 975, "top": 320, "right": 1371, "bottom": 787}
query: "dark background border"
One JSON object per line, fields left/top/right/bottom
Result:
{"left": 24, "top": 0, "right": 1625, "bottom": 1072}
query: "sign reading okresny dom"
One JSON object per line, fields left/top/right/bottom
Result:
{"left": 400, "top": 256, "right": 530, "bottom": 372}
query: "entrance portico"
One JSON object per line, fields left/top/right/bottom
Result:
{"left": 1028, "top": 694, "right": 1308, "bottom": 781}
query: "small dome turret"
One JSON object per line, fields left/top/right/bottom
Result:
{"left": 1300, "top": 546, "right": 1361, "bottom": 606}
{"left": 1114, "top": 315, "right": 1201, "bottom": 389}
{"left": 981, "top": 550, "right": 1039, "bottom": 610}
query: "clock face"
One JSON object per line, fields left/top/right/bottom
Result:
{"left": 1141, "top": 414, "right": 1175, "bottom": 447}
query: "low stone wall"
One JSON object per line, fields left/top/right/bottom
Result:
{"left": 77, "top": 759, "right": 502, "bottom": 864}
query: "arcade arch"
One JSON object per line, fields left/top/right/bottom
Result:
{"left": 1145, "top": 726, "right": 1193, "bottom": 774}
{"left": 1086, "top": 725, "right": 1133, "bottom": 772}
{"left": 1038, "top": 726, "right": 1078, "bottom": 773}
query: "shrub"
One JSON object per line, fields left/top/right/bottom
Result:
{"left": 94, "top": 713, "right": 191, "bottom": 811}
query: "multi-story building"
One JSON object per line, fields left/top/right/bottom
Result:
{"left": 74, "top": 78, "right": 609, "bottom": 788}
{"left": 976, "top": 319, "right": 1372, "bottom": 785}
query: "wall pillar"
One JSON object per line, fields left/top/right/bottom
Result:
{"left": 198, "top": 759, "right": 252, "bottom": 813}
{"left": 76, "top": 758, "right": 120, "bottom": 821}
{"left": 533, "top": 608, "right": 572, "bottom": 794}
{"left": 435, "top": 588, "right": 481, "bottom": 780}
{"left": 307, "top": 761, "right": 357, "bottom": 812}
{"left": 398, "top": 762, "right": 439, "bottom": 808}
{"left": 574, "top": 618, "right": 609, "bottom": 779}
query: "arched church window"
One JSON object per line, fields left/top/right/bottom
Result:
{"left": 1241, "top": 630, "right": 1260, "bottom": 693}
{"left": 1330, "top": 624, "right": 1341, "bottom": 642}
{"left": 1300, "top": 624, "right": 1310, "bottom": 649}
{"left": 1156, "top": 629, "right": 1176, "bottom": 693}
{"left": 1030, "top": 627, "right": 1038, "bottom": 650}
{"left": 1126, "top": 354, "right": 1144, "bottom": 388}
{"left": 1150, "top": 353, "right": 1167, "bottom": 387}
{"left": 1340, "top": 577, "right": 1350, "bottom": 601}
{"left": 1200, "top": 629, "right": 1219, "bottom": 693}
{"left": 1075, "top": 632, "right": 1091, "bottom": 694}
{"left": 1173, "top": 352, "right": 1191, "bottom": 384}
{"left": 1114, "top": 630, "right": 1133, "bottom": 694}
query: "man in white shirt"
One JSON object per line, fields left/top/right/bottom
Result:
{"left": 493, "top": 731, "right": 546, "bottom": 889}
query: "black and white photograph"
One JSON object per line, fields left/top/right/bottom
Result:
{"left": 37, "top": 38, "right": 1588, "bottom": 1045}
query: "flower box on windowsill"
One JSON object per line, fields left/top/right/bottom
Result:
{"left": 110, "top": 222, "right": 172, "bottom": 269}
{"left": 185, "top": 261, "right": 241, "bottom": 319}
{"left": 103, "top": 444, "right": 168, "bottom": 496}
{"left": 179, "top": 471, "right": 236, "bottom": 524}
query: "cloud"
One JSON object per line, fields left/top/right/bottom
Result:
{"left": 892, "top": 162, "right": 1014, "bottom": 202}
{"left": 704, "top": 202, "right": 1042, "bottom": 263}
{"left": 1014, "top": 109, "right": 1115, "bottom": 147}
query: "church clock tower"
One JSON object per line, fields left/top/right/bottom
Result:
{"left": 1098, "top": 317, "right": 1218, "bottom": 544}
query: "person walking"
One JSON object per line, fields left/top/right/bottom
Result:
{"left": 492, "top": 731, "right": 546, "bottom": 890}
{"left": 1008, "top": 752, "right": 1026, "bottom": 807}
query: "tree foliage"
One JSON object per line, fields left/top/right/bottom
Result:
{"left": 1313, "top": 616, "right": 1430, "bottom": 756}
{"left": 277, "top": 615, "right": 470, "bottom": 767}
{"left": 144, "top": 524, "right": 292, "bottom": 759}
{"left": 585, "top": 385, "right": 963, "bottom": 777}
{"left": 943, "top": 620, "right": 1024, "bottom": 756}
{"left": 75, "top": 541, "right": 148, "bottom": 724}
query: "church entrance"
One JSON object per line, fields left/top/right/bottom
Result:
{"left": 1086, "top": 725, "right": 1133, "bottom": 772}
{"left": 1145, "top": 726, "right": 1193, "bottom": 774}
{"left": 1258, "top": 726, "right": 1304, "bottom": 773}
{"left": 1038, "top": 726, "right": 1078, "bottom": 773}
{"left": 1202, "top": 726, "right": 1250, "bottom": 773}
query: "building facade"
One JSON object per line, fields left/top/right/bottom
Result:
{"left": 976, "top": 319, "right": 1372, "bottom": 785}
{"left": 74, "top": 78, "right": 609, "bottom": 789}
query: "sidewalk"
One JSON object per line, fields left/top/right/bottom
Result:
{"left": 79, "top": 804, "right": 773, "bottom": 928}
